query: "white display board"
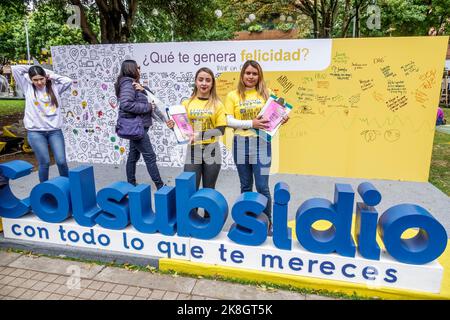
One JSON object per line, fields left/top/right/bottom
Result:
{"left": 50, "top": 40, "right": 331, "bottom": 167}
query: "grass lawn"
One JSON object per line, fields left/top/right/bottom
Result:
{"left": 0, "top": 99, "right": 448, "bottom": 195}
{"left": 0, "top": 99, "right": 25, "bottom": 116}
{"left": 430, "top": 107, "right": 450, "bottom": 195}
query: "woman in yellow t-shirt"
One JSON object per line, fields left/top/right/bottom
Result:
{"left": 179, "top": 67, "right": 227, "bottom": 197}
{"left": 224, "top": 60, "right": 288, "bottom": 234}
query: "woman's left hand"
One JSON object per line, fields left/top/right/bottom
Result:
{"left": 189, "top": 132, "right": 201, "bottom": 144}
{"left": 281, "top": 114, "right": 289, "bottom": 125}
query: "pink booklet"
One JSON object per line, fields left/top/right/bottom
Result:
{"left": 167, "top": 105, "right": 193, "bottom": 144}
{"left": 172, "top": 113, "right": 193, "bottom": 136}
{"left": 257, "top": 95, "right": 292, "bottom": 136}
{"left": 264, "top": 100, "right": 287, "bottom": 132}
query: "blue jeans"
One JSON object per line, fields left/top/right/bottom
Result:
{"left": 233, "top": 135, "right": 272, "bottom": 220}
{"left": 126, "top": 129, "right": 164, "bottom": 189}
{"left": 27, "top": 129, "right": 69, "bottom": 183}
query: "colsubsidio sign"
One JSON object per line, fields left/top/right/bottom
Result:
{"left": 0, "top": 160, "right": 447, "bottom": 293}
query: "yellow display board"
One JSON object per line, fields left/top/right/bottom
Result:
{"left": 217, "top": 37, "right": 448, "bottom": 182}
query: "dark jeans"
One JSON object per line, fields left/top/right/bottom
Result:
{"left": 184, "top": 142, "right": 222, "bottom": 189}
{"left": 233, "top": 135, "right": 272, "bottom": 221}
{"left": 27, "top": 129, "right": 69, "bottom": 183}
{"left": 184, "top": 142, "right": 222, "bottom": 219}
{"left": 126, "top": 129, "right": 164, "bottom": 189}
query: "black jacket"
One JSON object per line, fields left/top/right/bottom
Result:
{"left": 117, "top": 76, "right": 153, "bottom": 128}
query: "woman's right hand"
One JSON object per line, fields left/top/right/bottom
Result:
{"left": 132, "top": 81, "right": 144, "bottom": 92}
{"left": 252, "top": 115, "right": 269, "bottom": 129}
{"left": 166, "top": 120, "right": 175, "bottom": 129}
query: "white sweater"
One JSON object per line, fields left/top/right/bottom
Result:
{"left": 11, "top": 65, "right": 72, "bottom": 131}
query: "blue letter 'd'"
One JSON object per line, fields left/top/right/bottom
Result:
{"left": 296, "top": 184, "right": 356, "bottom": 257}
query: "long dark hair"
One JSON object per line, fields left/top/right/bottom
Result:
{"left": 115, "top": 59, "right": 140, "bottom": 96}
{"left": 28, "top": 66, "right": 58, "bottom": 108}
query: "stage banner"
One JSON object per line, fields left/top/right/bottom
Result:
{"left": 51, "top": 36, "right": 448, "bottom": 181}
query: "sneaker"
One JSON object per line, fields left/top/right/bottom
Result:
{"left": 156, "top": 183, "right": 166, "bottom": 190}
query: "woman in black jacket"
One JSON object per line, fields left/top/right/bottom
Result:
{"left": 115, "top": 59, "right": 169, "bottom": 189}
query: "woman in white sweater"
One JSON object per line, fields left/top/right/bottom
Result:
{"left": 11, "top": 65, "right": 72, "bottom": 182}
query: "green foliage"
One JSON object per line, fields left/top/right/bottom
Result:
{"left": 133, "top": 0, "right": 237, "bottom": 42}
{"left": 358, "top": 0, "right": 450, "bottom": 37}
{"left": 0, "top": 1, "right": 27, "bottom": 62}
{"left": 276, "top": 22, "right": 296, "bottom": 32}
{"left": 0, "top": 0, "right": 86, "bottom": 63}
{"left": 1, "top": 0, "right": 448, "bottom": 60}
{"left": 230, "top": 0, "right": 450, "bottom": 38}
{"left": 248, "top": 24, "right": 264, "bottom": 32}
{"left": 28, "top": 1, "right": 86, "bottom": 60}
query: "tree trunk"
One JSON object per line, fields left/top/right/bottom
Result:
{"left": 313, "top": 0, "right": 319, "bottom": 38}
{"left": 70, "top": 0, "right": 99, "bottom": 44}
{"left": 341, "top": 0, "right": 351, "bottom": 37}
{"left": 70, "top": 0, "right": 138, "bottom": 44}
{"left": 355, "top": 5, "right": 360, "bottom": 37}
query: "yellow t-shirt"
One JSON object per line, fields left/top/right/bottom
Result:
{"left": 182, "top": 97, "right": 227, "bottom": 145}
{"left": 224, "top": 89, "right": 269, "bottom": 137}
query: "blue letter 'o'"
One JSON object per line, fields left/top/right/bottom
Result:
{"left": 379, "top": 204, "right": 447, "bottom": 265}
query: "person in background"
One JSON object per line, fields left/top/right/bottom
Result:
{"left": 11, "top": 65, "right": 72, "bottom": 182}
{"left": 436, "top": 106, "right": 446, "bottom": 126}
{"left": 115, "top": 59, "right": 171, "bottom": 189}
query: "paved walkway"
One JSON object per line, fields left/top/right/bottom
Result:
{"left": 0, "top": 250, "right": 335, "bottom": 300}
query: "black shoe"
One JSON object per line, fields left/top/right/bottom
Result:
{"left": 157, "top": 183, "right": 167, "bottom": 190}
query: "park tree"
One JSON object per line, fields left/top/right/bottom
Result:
{"left": 375, "top": 0, "right": 450, "bottom": 36}
{"left": 227, "top": 0, "right": 449, "bottom": 38}
{"left": 0, "top": 0, "right": 86, "bottom": 63}
{"left": 27, "top": 1, "right": 86, "bottom": 60}
{"left": 64, "top": 0, "right": 234, "bottom": 44}
{"left": 227, "top": 0, "right": 374, "bottom": 38}
{"left": 0, "top": 0, "right": 27, "bottom": 63}
{"left": 134, "top": 0, "right": 236, "bottom": 42}
{"left": 0, "top": 0, "right": 236, "bottom": 62}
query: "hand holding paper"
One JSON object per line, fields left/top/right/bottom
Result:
{"left": 256, "top": 95, "right": 293, "bottom": 137}
{"left": 166, "top": 105, "right": 194, "bottom": 144}
{"left": 252, "top": 115, "right": 270, "bottom": 129}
